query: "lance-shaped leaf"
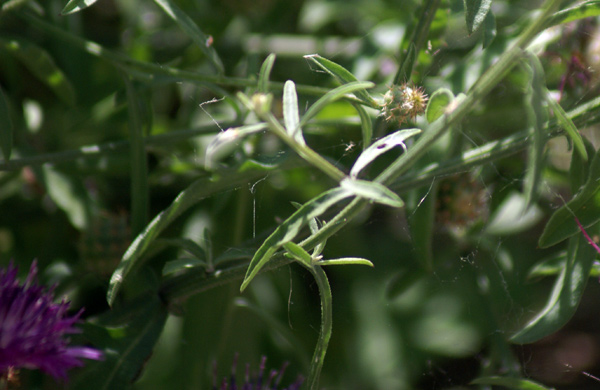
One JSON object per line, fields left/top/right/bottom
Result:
{"left": 341, "top": 178, "right": 403, "bottom": 208}
{"left": 548, "top": 97, "right": 587, "bottom": 161}
{"left": 511, "top": 232, "right": 597, "bottom": 344}
{"left": 205, "top": 123, "right": 268, "bottom": 170}
{"left": 482, "top": 10, "right": 497, "bottom": 49}
{"left": 0, "top": 86, "right": 13, "bottom": 161}
{"left": 304, "top": 54, "right": 376, "bottom": 107}
{"left": 523, "top": 52, "right": 549, "bottom": 209}
{"left": 152, "top": 0, "right": 224, "bottom": 74}
{"left": 353, "top": 102, "right": 373, "bottom": 150}
{"left": 463, "top": 0, "right": 493, "bottom": 35}
{"left": 0, "top": 37, "right": 75, "bottom": 105}
{"left": 299, "top": 81, "right": 375, "bottom": 129}
{"left": 317, "top": 257, "right": 374, "bottom": 267}
{"left": 283, "top": 80, "right": 305, "bottom": 145}
{"left": 258, "top": 54, "right": 277, "bottom": 93}
{"left": 240, "top": 187, "right": 353, "bottom": 291}
{"left": 471, "top": 376, "right": 553, "bottom": 390}
{"left": 539, "top": 147, "right": 600, "bottom": 248}
{"left": 426, "top": 88, "right": 454, "bottom": 123}
{"left": 62, "top": 0, "right": 99, "bottom": 14}
{"left": 283, "top": 241, "right": 313, "bottom": 267}
{"left": 547, "top": 1, "right": 600, "bottom": 27}
{"left": 350, "top": 128, "right": 421, "bottom": 178}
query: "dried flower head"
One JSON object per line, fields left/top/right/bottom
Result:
{"left": 213, "top": 354, "right": 304, "bottom": 390}
{"left": 0, "top": 261, "right": 103, "bottom": 383}
{"left": 381, "top": 83, "right": 428, "bottom": 124}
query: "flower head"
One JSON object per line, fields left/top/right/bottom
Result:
{"left": 0, "top": 261, "right": 103, "bottom": 382}
{"left": 213, "top": 355, "right": 304, "bottom": 390}
{"left": 381, "top": 83, "right": 428, "bottom": 125}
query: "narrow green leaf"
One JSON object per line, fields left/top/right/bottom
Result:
{"left": 283, "top": 241, "right": 313, "bottom": 267}
{"left": 463, "top": 0, "right": 493, "bottom": 35}
{"left": 317, "top": 257, "right": 374, "bottom": 267}
{"left": 0, "top": 85, "right": 13, "bottom": 161}
{"left": 240, "top": 187, "right": 352, "bottom": 291}
{"left": 511, "top": 233, "right": 597, "bottom": 344}
{"left": 61, "top": 0, "right": 99, "bottom": 14}
{"left": 548, "top": 98, "right": 587, "bottom": 161}
{"left": 258, "top": 54, "right": 276, "bottom": 93}
{"left": 523, "top": 52, "right": 549, "bottom": 208}
{"left": 340, "top": 178, "right": 404, "bottom": 208}
{"left": 353, "top": 102, "right": 373, "bottom": 150}
{"left": 0, "top": 37, "right": 75, "bottom": 105}
{"left": 547, "top": 1, "right": 600, "bottom": 27}
{"left": 71, "top": 294, "right": 168, "bottom": 390}
{"left": 283, "top": 80, "right": 305, "bottom": 145}
{"left": 426, "top": 88, "right": 454, "bottom": 123}
{"left": 408, "top": 183, "right": 437, "bottom": 272}
{"left": 482, "top": 10, "right": 497, "bottom": 49}
{"left": 205, "top": 123, "right": 268, "bottom": 170}
{"left": 303, "top": 54, "right": 376, "bottom": 107}
{"left": 107, "top": 168, "right": 271, "bottom": 306}
{"left": 471, "top": 376, "right": 554, "bottom": 390}
{"left": 152, "top": 0, "right": 224, "bottom": 74}
{"left": 350, "top": 128, "right": 421, "bottom": 178}
{"left": 569, "top": 137, "right": 596, "bottom": 194}
{"left": 539, "top": 148, "right": 600, "bottom": 248}
{"left": 299, "top": 81, "right": 375, "bottom": 129}
{"left": 124, "top": 77, "right": 149, "bottom": 236}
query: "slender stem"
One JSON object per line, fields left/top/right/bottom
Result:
{"left": 305, "top": 265, "right": 333, "bottom": 390}
{"left": 261, "top": 111, "right": 346, "bottom": 182}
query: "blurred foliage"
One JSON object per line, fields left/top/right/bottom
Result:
{"left": 2, "top": 0, "right": 600, "bottom": 389}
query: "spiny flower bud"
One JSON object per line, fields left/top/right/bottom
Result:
{"left": 381, "top": 83, "right": 428, "bottom": 125}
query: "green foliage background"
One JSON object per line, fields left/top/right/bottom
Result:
{"left": 2, "top": 0, "right": 600, "bottom": 389}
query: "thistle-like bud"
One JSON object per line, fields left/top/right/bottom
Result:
{"left": 381, "top": 83, "right": 428, "bottom": 125}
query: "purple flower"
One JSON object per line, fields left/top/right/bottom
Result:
{"left": 0, "top": 261, "right": 103, "bottom": 381}
{"left": 213, "top": 355, "right": 304, "bottom": 390}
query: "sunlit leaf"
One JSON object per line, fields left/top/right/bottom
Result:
{"left": 61, "top": 0, "right": 99, "bottom": 14}
{"left": 240, "top": 187, "right": 353, "bottom": 291}
{"left": 303, "top": 54, "right": 376, "bottom": 106}
{"left": 425, "top": 88, "right": 454, "bottom": 123}
{"left": 0, "top": 37, "right": 75, "bottom": 105}
{"left": 317, "top": 257, "right": 374, "bottom": 267}
{"left": 340, "top": 178, "right": 403, "bottom": 208}
{"left": 547, "top": 1, "right": 600, "bottom": 27}
{"left": 43, "top": 165, "right": 92, "bottom": 230}
{"left": 205, "top": 123, "right": 268, "bottom": 170}
{"left": 283, "top": 80, "right": 305, "bottom": 145}
{"left": 511, "top": 233, "right": 597, "bottom": 344}
{"left": 548, "top": 98, "right": 587, "bottom": 161}
{"left": 472, "top": 376, "right": 554, "bottom": 390}
{"left": 350, "top": 128, "right": 421, "bottom": 178}
{"left": 463, "top": 0, "right": 493, "bottom": 35}
{"left": 299, "top": 81, "right": 374, "bottom": 129}
{"left": 0, "top": 86, "right": 13, "bottom": 161}
{"left": 283, "top": 241, "right": 313, "bottom": 267}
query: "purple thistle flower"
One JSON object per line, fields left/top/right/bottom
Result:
{"left": 213, "top": 354, "right": 304, "bottom": 390}
{"left": 0, "top": 261, "right": 103, "bottom": 382}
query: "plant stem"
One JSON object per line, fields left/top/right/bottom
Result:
{"left": 261, "top": 111, "right": 347, "bottom": 182}
{"left": 304, "top": 265, "right": 333, "bottom": 390}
